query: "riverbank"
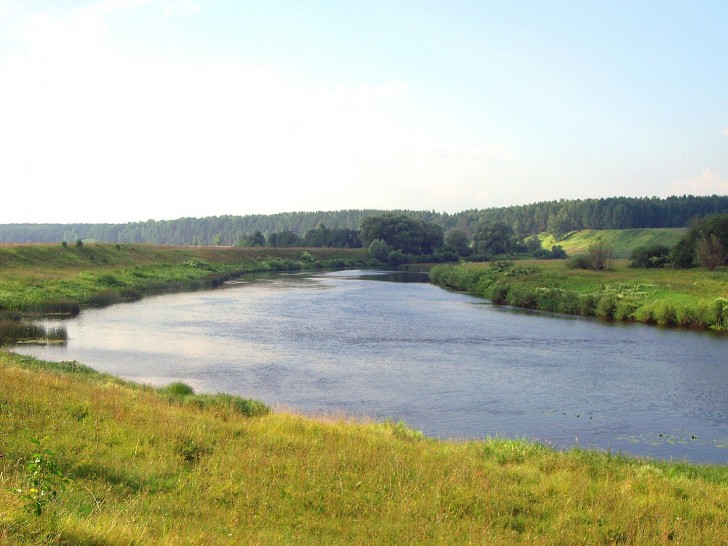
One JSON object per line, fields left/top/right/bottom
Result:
{"left": 0, "top": 243, "right": 372, "bottom": 343}
{"left": 1, "top": 351, "right": 726, "bottom": 545}
{"left": 430, "top": 260, "right": 728, "bottom": 331}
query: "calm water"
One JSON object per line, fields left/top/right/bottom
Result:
{"left": 16, "top": 270, "right": 728, "bottom": 463}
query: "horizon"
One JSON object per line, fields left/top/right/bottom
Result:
{"left": 1, "top": 1, "right": 727, "bottom": 224}
{"left": 1, "top": 192, "right": 726, "bottom": 226}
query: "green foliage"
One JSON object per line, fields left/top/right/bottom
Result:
{"left": 75, "top": 239, "right": 83, "bottom": 247}
{"left": 266, "top": 230, "right": 303, "bottom": 247}
{"left": 240, "top": 231, "right": 266, "bottom": 247}
{"left": 671, "top": 212, "right": 728, "bottom": 269}
{"left": 432, "top": 260, "right": 728, "bottom": 331}
{"left": 568, "top": 241, "right": 614, "bottom": 270}
{"left": 11, "top": 438, "right": 71, "bottom": 517}
{"left": 2, "top": 195, "right": 728, "bottom": 246}
{"left": 473, "top": 220, "right": 517, "bottom": 255}
{"left": 444, "top": 228, "right": 471, "bottom": 255}
{"left": 629, "top": 244, "right": 670, "bottom": 268}
{"left": 185, "top": 393, "right": 271, "bottom": 417}
{"left": 695, "top": 234, "right": 727, "bottom": 270}
{"left": 161, "top": 381, "right": 195, "bottom": 398}
{"left": 360, "top": 214, "right": 443, "bottom": 255}
{"left": 367, "top": 238, "right": 391, "bottom": 261}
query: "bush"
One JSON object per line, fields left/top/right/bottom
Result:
{"left": 568, "top": 256, "right": 592, "bottom": 270}
{"left": 629, "top": 245, "right": 670, "bottom": 268}
{"left": 368, "top": 239, "right": 391, "bottom": 261}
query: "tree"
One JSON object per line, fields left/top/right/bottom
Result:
{"left": 267, "top": 231, "right": 302, "bottom": 247}
{"left": 586, "top": 240, "right": 614, "bottom": 270}
{"left": 473, "top": 221, "right": 516, "bottom": 255}
{"left": 368, "top": 239, "right": 390, "bottom": 261}
{"left": 444, "top": 228, "right": 470, "bottom": 256}
{"left": 241, "top": 231, "right": 265, "bottom": 247}
{"left": 695, "top": 234, "right": 727, "bottom": 271}
{"left": 360, "top": 215, "right": 443, "bottom": 255}
{"left": 629, "top": 245, "right": 670, "bottom": 268}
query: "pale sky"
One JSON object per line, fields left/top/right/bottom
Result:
{"left": 1, "top": 0, "right": 727, "bottom": 223}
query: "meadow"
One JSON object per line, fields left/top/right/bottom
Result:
{"left": 0, "top": 244, "right": 371, "bottom": 344}
{"left": 1, "top": 351, "right": 727, "bottom": 545}
{"left": 540, "top": 228, "right": 688, "bottom": 258}
{"left": 430, "top": 259, "right": 728, "bottom": 331}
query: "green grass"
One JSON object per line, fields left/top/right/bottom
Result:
{"left": 0, "top": 351, "right": 726, "bottom": 545}
{"left": 540, "top": 228, "right": 688, "bottom": 258}
{"left": 0, "top": 244, "right": 372, "bottom": 344}
{"left": 431, "top": 259, "right": 728, "bottom": 330}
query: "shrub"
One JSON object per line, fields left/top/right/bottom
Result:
{"left": 568, "top": 256, "right": 591, "bottom": 270}
{"left": 629, "top": 245, "right": 670, "bottom": 268}
{"left": 587, "top": 241, "right": 614, "bottom": 270}
{"left": 368, "top": 239, "right": 391, "bottom": 261}
{"left": 596, "top": 295, "right": 617, "bottom": 320}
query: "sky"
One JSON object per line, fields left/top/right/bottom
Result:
{"left": 1, "top": 1, "right": 727, "bottom": 223}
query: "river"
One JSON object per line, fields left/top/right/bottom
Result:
{"left": 15, "top": 269, "right": 728, "bottom": 463}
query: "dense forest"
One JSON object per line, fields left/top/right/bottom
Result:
{"left": 2, "top": 195, "right": 727, "bottom": 246}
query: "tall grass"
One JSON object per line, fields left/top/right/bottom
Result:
{"left": 0, "top": 351, "right": 726, "bottom": 545}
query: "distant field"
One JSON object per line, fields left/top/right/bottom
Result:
{"left": 540, "top": 228, "right": 688, "bottom": 258}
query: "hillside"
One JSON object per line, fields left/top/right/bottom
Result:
{"left": 1, "top": 351, "right": 726, "bottom": 545}
{"left": 540, "top": 228, "right": 688, "bottom": 257}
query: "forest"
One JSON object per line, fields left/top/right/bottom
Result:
{"left": 1, "top": 194, "right": 728, "bottom": 247}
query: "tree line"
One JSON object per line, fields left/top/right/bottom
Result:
{"left": 1, "top": 195, "right": 727, "bottom": 246}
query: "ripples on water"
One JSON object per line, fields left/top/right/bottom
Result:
{"left": 16, "top": 269, "right": 728, "bottom": 463}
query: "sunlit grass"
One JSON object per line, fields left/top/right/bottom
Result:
{"left": 0, "top": 243, "right": 371, "bottom": 344}
{"left": 431, "top": 259, "right": 728, "bottom": 331}
{"left": 540, "top": 228, "right": 688, "bottom": 258}
{"left": 1, "top": 351, "right": 726, "bottom": 545}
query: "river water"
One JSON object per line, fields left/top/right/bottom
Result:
{"left": 15, "top": 270, "right": 728, "bottom": 463}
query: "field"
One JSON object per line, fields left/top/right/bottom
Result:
{"left": 431, "top": 259, "right": 728, "bottom": 331}
{"left": 0, "top": 244, "right": 371, "bottom": 344}
{"left": 540, "top": 228, "right": 688, "bottom": 258}
{"left": 1, "top": 351, "right": 727, "bottom": 545}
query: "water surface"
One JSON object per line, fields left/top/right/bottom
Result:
{"left": 17, "top": 270, "right": 728, "bottom": 463}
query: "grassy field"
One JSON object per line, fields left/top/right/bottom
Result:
{"left": 1, "top": 351, "right": 726, "bottom": 545}
{"left": 431, "top": 259, "right": 728, "bottom": 331}
{"left": 0, "top": 243, "right": 371, "bottom": 344}
{"left": 540, "top": 228, "right": 688, "bottom": 258}
{"left": 0, "top": 243, "right": 371, "bottom": 313}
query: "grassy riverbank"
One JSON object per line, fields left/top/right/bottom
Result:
{"left": 431, "top": 260, "right": 728, "bottom": 331}
{"left": 1, "top": 351, "right": 726, "bottom": 545}
{"left": 0, "top": 244, "right": 371, "bottom": 343}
